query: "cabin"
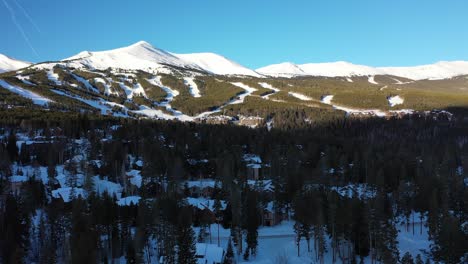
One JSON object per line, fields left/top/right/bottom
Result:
{"left": 10, "top": 175, "right": 28, "bottom": 195}
{"left": 184, "top": 180, "right": 219, "bottom": 198}
{"left": 246, "top": 163, "right": 261, "bottom": 180}
{"left": 195, "top": 243, "right": 225, "bottom": 264}
{"left": 262, "top": 202, "right": 285, "bottom": 226}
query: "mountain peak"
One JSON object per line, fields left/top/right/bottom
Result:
{"left": 0, "top": 53, "right": 31, "bottom": 73}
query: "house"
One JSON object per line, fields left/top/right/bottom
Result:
{"left": 10, "top": 175, "right": 28, "bottom": 195}
{"left": 184, "top": 180, "right": 219, "bottom": 198}
{"left": 262, "top": 202, "right": 284, "bottom": 226}
{"left": 246, "top": 163, "right": 261, "bottom": 180}
{"left": 196, "top": 243, "right": 225, "bottom": 264}
{"left": 243, "top": 154, "right": 262, "bottom": 180}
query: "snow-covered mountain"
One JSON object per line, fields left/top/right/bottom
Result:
{"left": 63, "top": 41, "right": 260, "bottom": 77}
{"left": 0, "top": 54, "right": 31, "bottom": 73}
{"left": 175, "top": 52, "right": 260, "bottom": 77}
{"left": 63, "top": 41, "right": 201, "bottom": 71}
{"left": 257, "top": 61, "right": 468, "bottom": 80}
{"left": 379, "top": 61, "right": 468, "bottom": 80}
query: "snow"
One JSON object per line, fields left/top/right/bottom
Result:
{"left": 183, "top": 77, "right": 201, "bottom": 97}
{"left": 256, "top": 62, "right": 305, "bottom": 77}
{"left": 93, "top": 176, "right": 123, "bottom": 198}
{"left": 230, "top": 82, "right": 257, "bottom": 104}
{"left": 175, "top": 52, "right": 261, "bottom": 77}
{"left": 127, "top": 170, "right": 142, "bottom": 188}
{"left": 243, "top": 154, "right": 262, "bottom": 164}
{"left": 16, "top": 75, "right": 36, "bottom": 86}
{"left": 258, "top": 82, "right": 280, "bottom": 99}
{"left": 321, "top": 95, "right": 334, "bottom": 104}
{"left": 288, "top": 91, "right": 312, "bottom": 101}
{"left": 258, "top": 60, "right": 468, "bottom": 80}
{"left": 346, "top": 77, "right": 354, "bottom": 83}
{"left": 196, "top": 243, "right": 224, "bottom": 264}
{"left": 185, "top": 179, "right": 219, "bottom": 189}
{"left": 0, "top": 80, "right": 53, "bottom": 106}
{"left": 186, "top": 197, "right": 227, "bottom": 211}
{"left": 331, "top": 184, "right": 377, "bottom": 199}
{"left": 258, "top": 61, "right": 380, "bottom": 77}
{"left": 319, "top": 94, "right": 388, "bottom": 117}
{"left": 94, "top": 77, "right": 115, "bottom": 95}
{"left": 0, "top": 53, "right": 31, "bottom": 73}
{"left": 368, "top": 76, "right": 378, "bottom": 84}
{"left": 388, "top": 95, "right": 404, "bottom": 107}
{"left": 51, "top": 89, "right": 128, "bottom": 117}
{"left": 63, "top": 41, "right": 200, "bottom": 72}
{"left": 10, "top": 175, "right": 28, "bottom": 182}
{"left": 63, "top": 41, "right": 261, "bottom": 77}
{"left": 72, "top": 73, "right": 100, "bottom": 93}
{"left": 47, "top": 70, "right": 62, "bottom": 86}
{"left": 52, "top": 187, "right": 86, "bottom": 202}
{"left": 117, "top": 196, "right": 141, "bottom": 206}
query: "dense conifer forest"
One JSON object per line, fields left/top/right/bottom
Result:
{"left": 0, "top": 108, "right": 466, "bottom": 264}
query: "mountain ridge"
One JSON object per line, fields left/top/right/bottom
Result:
{"left": 0, "top": 54, "right": 31, "bottom": 73}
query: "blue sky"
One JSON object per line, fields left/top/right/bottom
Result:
{"left": 1, "top": 0, "right": 468, "bottom": 68}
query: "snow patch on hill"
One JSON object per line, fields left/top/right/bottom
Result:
{"left": 388, "top": 95, "right": 404, "bottom": 107}
{"left": 288, "top": 92, "right": 312, "bottom": 101}
{"left": 321, "top": 95, "right": 334, "bottom": 104}
{"left": 258, "top": 82, "right": 280, "bottom": 99}
{"left": 230, "top": 82, "right": 257, "bottom": 104}
{"left": 183, "top": 77, "right": 201, "bottom": 97}
{"left": 0, "top": 80, "right": 53, "bottom": 106}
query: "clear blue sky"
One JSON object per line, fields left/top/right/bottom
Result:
{"left": 2, "top": 0, "right": 468, "bottom": 68}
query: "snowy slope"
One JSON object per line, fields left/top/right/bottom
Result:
{"left": 257, "top": 60, "right": 468, "bottom": 80}
{"left": 174, "top": 52, "right": 261, "bottom": 77}
{"left": 63, "top": 41, "right": 260, "bottom": 77}
{"left": 0, "top": 80, "right": 52, "bottom": 105}
{"left": 0, "top": 54, "right": 31, "bottom": 73}
{"left": 258, "top": 61, "right": 381, "bottom": 77}
{"left": 63, "top": 41, "right": 201, "bottom": 71}
{"left": 256, "top": 62, "right": 305, "bottom": 76}
{"left": 379, "top": 61, "right": 468, "bottom": 80}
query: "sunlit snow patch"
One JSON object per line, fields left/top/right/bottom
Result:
{"left": 388, "top": 95, "right": 404, "bottom": 107}
{"left": 184, "top": 77, "right": 201, "bottom": 97}
{"left": 321, "top": 95, "right": 334, "bottom": 104}
{"left": 288, "top": 92, "right": 312, "bottom": 101}
{"left": 0, "top": 80, "right": 53, "bottom": 106}
{"left": 368, "top": 76, "right": 378, "bottom": 84}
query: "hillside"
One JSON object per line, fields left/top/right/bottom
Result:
{"left": 1, "top": 41, "right": 468, "bottom": 129}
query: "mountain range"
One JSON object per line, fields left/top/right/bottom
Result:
{"left": 0, "top": 41, "right": 467, "bottom": 126}
{"left": 2, "top": 40, "right": 468, "bottom": 79}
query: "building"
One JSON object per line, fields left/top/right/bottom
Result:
{"left": 262, "top": 202, "right": 285, "bottom": 226}
{"left": 184, "top": 180, "right": 219, "bottom": 198}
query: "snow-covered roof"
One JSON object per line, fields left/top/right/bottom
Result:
{"left": 185, "top": 180, "right": 220, "bottom": 189}
{"left": 186, "top": 197, "right": 226, "bottom": 211}
{"left": 117, "top": 196, "right": 141, "bottom": 206}
{"left": 127, "top": 170, "right": 142, "bottom": 188}
{"left": 9, "top": 175, "right": 28, "bottom": 183}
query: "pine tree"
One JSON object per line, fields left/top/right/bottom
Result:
{"left": 401, "top": 252, "right": 414, "bottom": 264}
{"left": 176, "top": 207, "right": 197, "bottom": 264}
{"left": 223, "top": 240, "right": 234, "bottom": 264}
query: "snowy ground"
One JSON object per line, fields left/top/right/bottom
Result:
{"left": 195, "top": 218, "right": 431, "bottom": 264}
